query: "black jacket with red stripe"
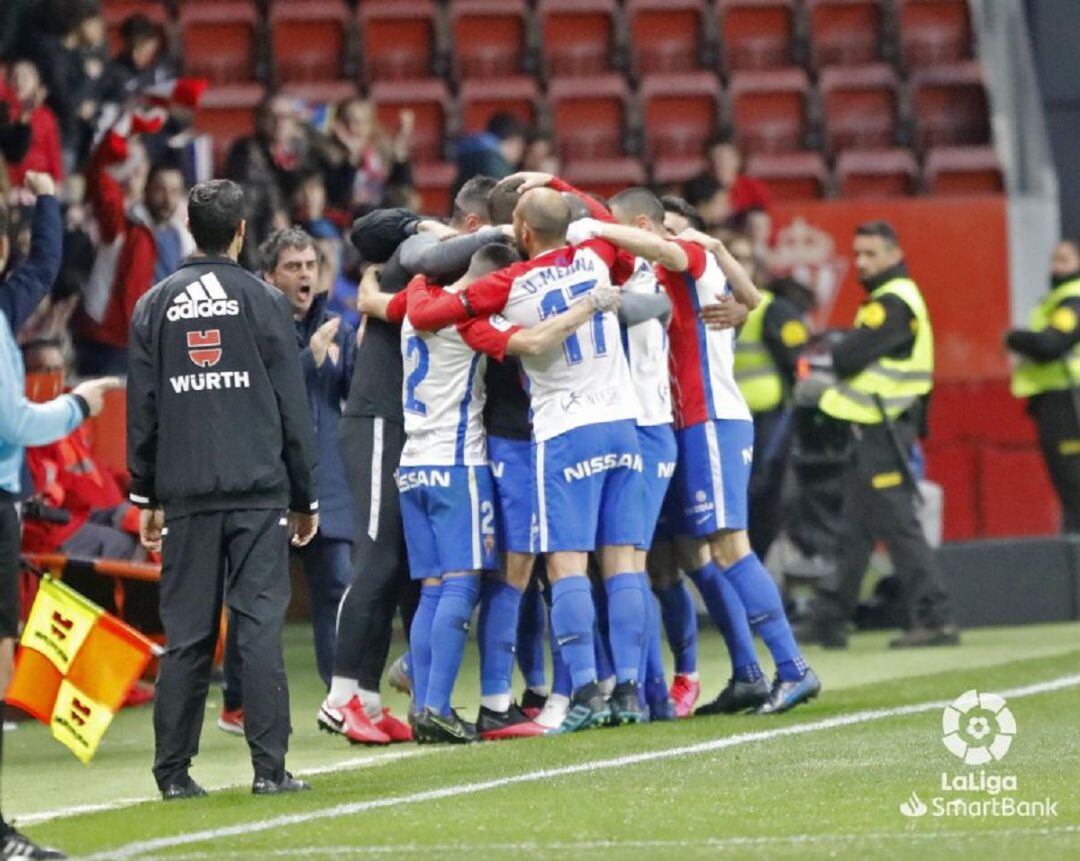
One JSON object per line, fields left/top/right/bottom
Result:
{"left": 126, "top": 256, "right": 318, "bottom": 517}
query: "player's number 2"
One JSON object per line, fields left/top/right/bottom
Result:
{"left": 539, "top": 280, "right": 607, "bottom": 365}
{"left": 404, "top": 335, "right": 429, "bottom": 415}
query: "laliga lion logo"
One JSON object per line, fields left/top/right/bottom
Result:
{"left": 941, "top": 689, "right": 1016, "bottom": 765}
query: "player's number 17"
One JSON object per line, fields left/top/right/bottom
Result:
{"left": 539, "top": 280, "right": 607, "bottom": 365}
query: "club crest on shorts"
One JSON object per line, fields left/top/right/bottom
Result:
{"left": 187, "top": 329, "right": 222, "bottom": 368}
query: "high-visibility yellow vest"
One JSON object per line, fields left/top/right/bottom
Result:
{"left": 734, "top": 291, "right": 784, "bottom": 412}
{"left": 1010, "top": 278, "right": 1080, "bottom": 398}
{"left": 819, "top": 277, "right": 934, "bottom": 424}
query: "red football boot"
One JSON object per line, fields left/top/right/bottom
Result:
{"left": 318, "top": 696, "right": 391, "bottom": 745}
{"left": 669, "top": 673, "right": 701, "bottom": 718}
{"left": 375, "top": 708, "right": 413, "bottom": 743}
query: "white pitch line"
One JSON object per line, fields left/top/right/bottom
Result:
{"left": 137, "top": 825, "right": 1080, "bottom": 861}
{"left": 80, "top": 672, "right": 1080, "bottom": 861}
{"left": 21, "top": 747, "right": 442, "bottom": 827}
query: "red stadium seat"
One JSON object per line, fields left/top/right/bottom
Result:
{"left": 627, "top": 0, "right": 707, "bottom": 76}
{"left": 549, "top": 74, "right": 629, "bottom": 161}
{"left": 898, "top": 0, "right": 973, "bottom": 67}
{"left": 719, "top": 0, "right": 796, "bottom": 73}
{"left": 729, "top": 68, "right": 810, "bottom": 154}
{"left": 369, "top": 79, "right": 450, "bottom": 164}
{"left": 539, "top": 0, "right": 618, "bottom": 78}
{"left": 458, "top": 78, "right": 540, "bottom": 134}
{"left": 820, "top": 63, "right": 900, "bottom": 152}
{"left": 639, "top": 72, "right": 722, "bottom": 161}
{"left": 193, "top": 83, "right": 265, "bottom": 171}
{"left": 103, "top": 2, "right": 168, "bottom": 56}
{"left": 923, "top": 146, "right": 1004, "bottom": 194}
{"left": 652, "top": 156, "right": 708, "bottom": 187}
{"left": 911, "top": 62, "right": 990, "bottom": 150}
{"left": 279, "top": 81, "right": 358, "bottom": 110}
{"left": 745, "top": 152, "right": 828, "bottom": 200}
{"left": 270, "top": 1, "right": 351, "bottom": 84}
{"left": 414, "top": 162, "right": 457, "bottom": 217}
{"left": 835, "top": 149, "right": 919, "bottom": 197}
{"left": 563, "top": 158, "right": 647, "bottom": 200}
{"left": 450, "top": 0, "right": 529, "bottom": 80}
{"left": 179, "top": 3, "right": 258, "bottom": 85}
{"left": 808, "top": 0, "right": 884, "bottom": 68}
{"left": 358, "top": 0, "right": 437, "bottom": 82}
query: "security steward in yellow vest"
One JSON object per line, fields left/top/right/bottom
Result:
{"left": 1006, "top": 239, "right": 1080, "bottom": 533}
{"left": 801, "top": 221, "right": 958, "bottom": 650}
{"left": 734, "top": 278, "right": 810, "bottom": 558}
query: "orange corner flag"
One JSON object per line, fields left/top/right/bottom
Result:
{"left": 6, "top": 577, "right": 157, "bottom": 763}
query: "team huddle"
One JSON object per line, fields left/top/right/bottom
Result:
{"left": 324, "top": 171, "right": 821, "bottom": 744}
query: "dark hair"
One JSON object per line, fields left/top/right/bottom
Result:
{"left": 486, "top": 112, "right": 525, "bottom": 141}
{"left": 855, "top": 220, "right": 900, "bottom": 247}
{"left": 661, "top": 195, "right": 706, "bottom": 231}
{"left": 187, "top": 180, "right": 244, "bottom": 255}
{"left": 147, "top": 158, "right": 183, "bottom": 186}
{"left": 608, "top": 187, "right": 665, "bottom": 226}
{"left": 562, "top": 192, "right": 591, "bottom": 222}
{"left": 120, "top": 12, "right": 159, "bottom": 45}
{"left": 488, "top": 176, "right": 526, "bottom": 226}
{"left": 260, "top": 227, "right": 317, "bottom": 273}
{"left": 453, "top": 175, "right": 496, "bottom": 225}
{"left": 684, "top": 174, "right": 722, "bottom": 208}
{"left": 766, "top": 276, "right": 816, "bottom": 314}
{"left": 470, "top": 242, "right": 521, "bottom": 276}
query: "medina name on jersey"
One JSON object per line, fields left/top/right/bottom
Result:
{"left": 399, "top": 315, "right": 487, "bottom": 467}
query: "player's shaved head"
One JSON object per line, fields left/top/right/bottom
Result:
{"left": 468, "top": 242, "right": 521, "bottom": 278}
{"left": 488, "top": 176, "right": 526, "bottom": 226}
{"left": 515, "top": 188, "right": 571, "bottom": 246}
{"left": 609, "top": 187, "right": 665, "bottom": 231}
{"left": 563, "top": 192, "right": 591, "bottom": 222}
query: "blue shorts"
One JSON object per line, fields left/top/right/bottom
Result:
{"left": 636, "top": 423, "right": 678, "bottom": 550}
{"left": 673, "top": 419, "right": 754, "bottom": 537}
{"left": 398, "top": 464, "right": 499, "bottom": 580}
{"left": 488, "top": 435, "right": 536, "bottom": 554}
{"left": 533, "top": 419, "right": 646, "bottom": 553}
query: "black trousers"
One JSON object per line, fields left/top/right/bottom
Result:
{"left": 748, "top": 407, "right": 792, "bottom": 558}
{"left": 153, "top": 507, "right": 290, "bottom": 787}
{"left": 0, "top": 500, "right": 19, "bottom": 640}
{"left": 334, "top": 415, "right": 417, "bottom": 690}
{"left": 1031, "top": 391, "right": 1080, "bottom": 533}
{"left": 813, "top": 416, "right": 954, "bottom": 631}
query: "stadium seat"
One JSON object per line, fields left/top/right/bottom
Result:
{"left": 270, "top": 1, "right": 351, "bottom": 84}
{"left": 627, "top": 0, "right": 707, "bottom": 75}
{"left": 910, "top": 62, "right": 990, "bottom": 149}
{"left": 538, "top": 0, "right": 618, "bottom": 78}
{"left": 923, "top": 146, "right": 1004, "bottom": 194}
{"left": 898, "top": 0, "right": 973, "bottom": 67}
{"left": 279, "top": 81, "right": 359, "bottom": 110}
{"left": 178, "top": 3, "right": 258, "bottom": 85}
{"left": 807, "top": 0, "right": 884, "bottom": 68}
{"left": 819, "top": 63, "right": 900, "bottom": 152}
{"left": 651, "top": 156, "right": 708, "bottom": 187}
{"left": 450, "top": 0, "right": 529, "bottom": 80}
{"left": 548, "top": 74, "right": 629, "bottom": 161}
{"left": 103, "top": 2, "right": 168, "bottom": 57}
{"left": 369, "top": 80, "right": 450, "bottom": 164}
{"left": 563, "top": 158, "right": 647, "bottom": 200}
{"left": 835, "top": 149, "right": 919, "bottom": 197}
{"left": 745, "top": 152, "right": 828, "bottom": 200}
{"left": 358, "top": 0, "right": 437, "bottom": 82}
{"left": 639, "top": 72, "right": 721, "bottom": 161}
{"left": 414, "top": 162, "right": 457, "bottom": 217}
{"left": 192, "top": 83, "right": 266, "bottom": 171}
{"left": 458, "top": 78, "right": 540, "bottom": 134}
{"left": 719, "top": 0, "right": 796, "bottom": 73}
{"left": 729, "top": 68, "right": 810, "bottom": 154}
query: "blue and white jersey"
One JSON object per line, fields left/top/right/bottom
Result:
{"left": 621, "top": 256, "right": 673, "bottom": 428}
{"left": 492, "top": 241, "right": 639, "bottom": 442}
{"left": 399, "top": 313, "right": 487, "bottom": 467}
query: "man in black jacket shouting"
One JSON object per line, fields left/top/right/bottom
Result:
{"left": 126, "top": 179, "right": 319, "bottom": 800}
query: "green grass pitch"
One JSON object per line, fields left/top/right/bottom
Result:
{"left": 8, "top": 622, "right": 1080, "bottom": 860}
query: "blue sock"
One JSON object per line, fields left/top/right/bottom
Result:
{"left": 550, "top": 576, "right": 597, "bottom": 692}
{"left": 688, "top": 562, "right": 763, "bottom": 683}
{"left": 516, "top": 579, "right": 547, "bottom": 690}
{"left": 478, "top": 579, "right": 523, "bottom": 699}
{"left": 550, "top": 622, "right": 572, "bottom": 697}
{"left": 604, "top": 572, "right": 646, "bottom": 684}
{"left": 409, "top": 584, "right": 441, "bottom": 714}
{"left": 722, "top": 554, "right": 807, "bottom": 682}
{"left": 591, "top": 580, "right": 615, "bottom": 683}
{"left": 641, "top": 579, "right": 668, "bottom": 708}
{"left": 657, "top": 580, "right": 698, "bottom": 675}
{"left": 424, "top": 575, "right": 481, "bottom": 715}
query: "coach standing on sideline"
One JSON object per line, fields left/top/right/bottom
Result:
{"left": 127, "top": 180, "right": 319, "bottom": 800}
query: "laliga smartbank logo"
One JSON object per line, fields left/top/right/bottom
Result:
{"left": 898, "top": 690, "right": 1058, "bottom": 820}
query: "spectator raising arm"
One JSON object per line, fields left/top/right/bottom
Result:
{"left": 0, "top": 171, "right": 62, "bottom": 333}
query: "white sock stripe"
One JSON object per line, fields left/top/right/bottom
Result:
{"left": 368, "top": 418, "right": 384, "bottom": 541}
{"left": 85, "top": 673, "right": 1080, "bottom": 860}
{"left": 535, "top": 441, "right": 547, "bottom": 553}
{"left": 704, "top": 421, "right": 725, "bottom": 527}
{"left": 467, "top": 467, "right": 481, "bottom": 571}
